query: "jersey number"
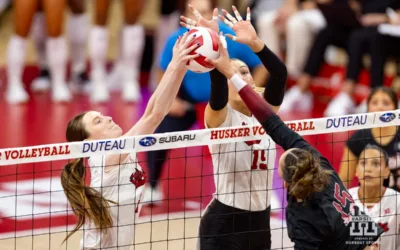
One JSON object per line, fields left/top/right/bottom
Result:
{"left": 252, "top": 150, "right": 268, "bottom": 170}
{"left": 332, "top": 183, "right": 354, "bottom": 224}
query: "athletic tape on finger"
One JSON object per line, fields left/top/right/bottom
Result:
{"left": 246, "top": 9, "right": 251, "bottom": 21}
{"left": 223, "top": 18, "right": 234, "bottom": 28}
{"left": 219, "top": 35, "right": 228, "bottom": 49}
{"left": 233, "top": 9, "right": 243, "bottom": 21}
{"left": 225, "top": 12, "right": 237, "bottom": 24}
{"left": 193, "top": 9, "right": 202, "bottom": 20}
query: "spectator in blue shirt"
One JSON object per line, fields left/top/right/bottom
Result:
{"left": 143, "top": 0, "right": 267, "bottom": 202}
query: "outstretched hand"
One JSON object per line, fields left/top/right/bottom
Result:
{"left": 170, "top": 32, "right": 200, "bottom": 68}
{"left": 180, "top": 5, "right": 219, "bottom": 33}
{"left": 205, "top": 34, "right": 234, "bottom": 79}
{"left": 220, "top": 6, "right": 258, "bottom": 47}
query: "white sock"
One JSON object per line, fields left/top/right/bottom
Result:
{"left": 67, "top": 13, "right": 88, "bottom": 74}
{"left": 7, "top": 35, "right": 26, "bottom": 88}
{"left": 31, "top": 13, "right": 47, "bottom": 69}
{"left": 89, "top": 26, "right": 108, "bottom": 85}
{"left": 122, "top": 25, "right": 144, "bottom": 84}
{"left": 46, "top": 37, "right": 67, "bottom": 86}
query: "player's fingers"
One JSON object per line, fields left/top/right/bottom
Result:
{"left": 180, "top": 21, "right": 195, "bottom": 30}
{"left": 246, "top": 7, "right": 251, "bottom": 21}
{"left": 181, "top": 16, "right": 197, "bottom": 27}
{"left": 217, "top": 36, "right": 229, "bottom": 57}
{"left": 225, "top": 34, "right": 236, "bottom": 42}
{"left": 189, "top": 4, "right": 202, "bottom": 20}
{"left": 222, "top": 9, "right": 237, "bottom": 24}
{"left": 232, "top": 6, "right": 243, "bottom": 21}
{"left": 184, "top": 53, "right": 200, "bottom": 61}
{"left": 212, "top": 8, "right": 218, "bottom": 20}
{"left": 173, "top": 36, "right": 181, "bottom": 49}
{"left": 204, "top": 57, "right": 215, "bottom": 65}
{"left": 219, "top": 15, "right": 233, "bottom": 28}
{"left": 178, "top": 32, "right": 190, "bottom": 47}
{"left": 183, "top": 43, "right": 200, "bottom": 55}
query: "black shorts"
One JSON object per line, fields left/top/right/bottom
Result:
{"left": 199, "top": 199, "right": 272, "bottom": 250}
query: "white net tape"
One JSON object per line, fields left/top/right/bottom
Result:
{"left": 1, "top": 110, "right": 399, "bottom": 166}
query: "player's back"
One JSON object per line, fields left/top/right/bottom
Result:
{"left": 286, "top": 170, "right": 384, "bottom": 249}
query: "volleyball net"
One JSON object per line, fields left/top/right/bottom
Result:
{"left": 1, "top": 110, "right": 400, "bottom": 250}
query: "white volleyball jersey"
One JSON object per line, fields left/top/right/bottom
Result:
{"left": 206, "top": 105, "right": 276, "bottom": 211}
{"left": 348, "top": 187, "right": 400, "bottom": 250}
{"left": 79, "top": 154, "right": 146, "bottom": 250}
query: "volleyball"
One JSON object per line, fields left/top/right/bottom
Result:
{"left": 185, "top": 27, "right": 220, "bottom": 73}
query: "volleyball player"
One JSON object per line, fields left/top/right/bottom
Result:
{"left": 31, "top": 0, "right": 89, "bottom": 94}
{"left": 207, "top": 7, "right": 384, "bottom": 249}
{"left": 348, "top": 144, "right": 400, "bottom": 249}
{"left": 180, "top": 5, "right": 286, "bottom": 250}
{"left": 6, "top": 0, "right": 71, "bottom": 103}
{"left": 89, "top": 0, "right": 144, "bottom": 103}
{"left": 60, "top": 33, "right": 199, "bottom": 249}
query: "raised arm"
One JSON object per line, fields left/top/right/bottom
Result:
{"left": 220, "top": 6, "right": 287, "bottom": 112}
{"left": 207, "top": 35, "right": 310, "bottom": 152}
{"left": 205, "top": 69, "right": 229, "bottom": 128}
{"left": 105, "top": 32, "right": 199, "bottom": 166}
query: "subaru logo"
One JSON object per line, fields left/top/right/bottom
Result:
{"left": 139, "top": 136, "right": 157, "bottom": 147}
{"left": 379, "top": 112, "right": 396, "bottom": 123}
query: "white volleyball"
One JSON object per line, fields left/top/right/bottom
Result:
{"left": 185, "top": 27, "right": 220, "bottom": 73}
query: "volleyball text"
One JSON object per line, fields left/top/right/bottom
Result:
{"left": 210, "top": 122, "right": 315, "bottom": 140}
{"left": 0, "top": 145, "right": 71, "bottom": 160}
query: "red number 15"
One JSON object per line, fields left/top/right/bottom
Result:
{"left": 252, "top": 150, "right": 268, "bottom": 170}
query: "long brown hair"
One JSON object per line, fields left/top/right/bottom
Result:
{"left": 61, "top": 112, "right": 114, "bottom": 242}
{"left": 282, "top": 149, "right": 333, "bottom": 200}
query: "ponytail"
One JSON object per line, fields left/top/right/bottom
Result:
{"left": 61, "top": 158, "right": 115, "bottom": 242}
{"left": 283, "top": 149, "right": 333, "bottom": 201}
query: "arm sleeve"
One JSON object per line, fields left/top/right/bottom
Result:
{"left": 237, "top": 84, "right": 313, "bottom": 150}
{"left": 256, "top": 45, "right": 288, "bottom": 106}
{"left": 209, "top": 69, "right": 228, "bottom": 110}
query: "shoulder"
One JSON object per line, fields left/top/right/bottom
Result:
{"left": 346, "top": 129, "right": 373, "bottom": 154}
{"left": 349, "top": 129, "right": 372, "bottom": 141}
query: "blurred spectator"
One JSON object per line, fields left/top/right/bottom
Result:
{"left": 338, "top": 87, "right": 399, "bottom": 189}
{"left": 144, "top": 0, "right": 267, "bottom": 202}
{"left": 256, "top": 0, "right": 327, "bottom": 78}
{"left": 325, "top": 5, "right": 400, "bottom": 116}
{"left": 6, "top": 0, "right": 71, "bottom": 104}
{"left": 30, "top": 0, "right": 89, "bottom": 94}
{"left": 0, "top": 0, "right": 10, "bottom": 18}
{"left": 281, "top": 0, "right": 399, "bottom": 114}
{"left": 88, "top": 0, "right": 144, "bottom": 103}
